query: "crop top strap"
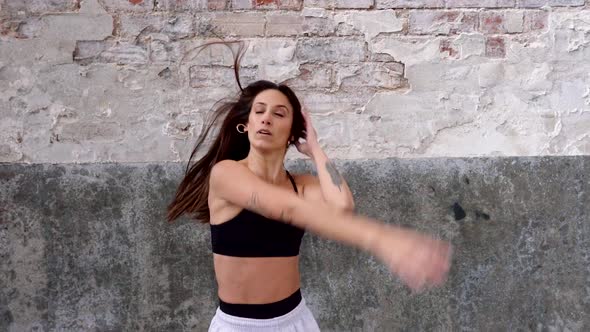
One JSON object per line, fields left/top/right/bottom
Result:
{"left": 285, "top": 170, "right": 298, "bottom": 194}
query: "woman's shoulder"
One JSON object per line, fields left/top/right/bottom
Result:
{"left": 212, "top": 159, "right": 244, "bottom": 169}
{"left": 211, "top": 159, "right": 247, "bottom": 177}
{"left": 209, "top": 160, "right": 252, "bottom": 193}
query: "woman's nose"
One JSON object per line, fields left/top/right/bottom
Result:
{"left": 260, "top": 113, "right": 271, "bottom": 125}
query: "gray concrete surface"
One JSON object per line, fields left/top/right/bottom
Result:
{"left": 1, "top": 156, "right": 589, "bottom": 331}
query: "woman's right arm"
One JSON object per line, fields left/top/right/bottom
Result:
{"left": 210, "top": 160, "right": 452, "bottom": 291}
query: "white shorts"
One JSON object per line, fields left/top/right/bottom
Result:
{"left": 208, "top": 298, "right": 321, "bottom": 332}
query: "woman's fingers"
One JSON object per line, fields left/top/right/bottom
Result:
{"left": 421, "top": 240, "right": 448, "bottom": 286}
{"left": 294, "top": 140, "right": 304, "bottom": 151}
{"left": 302, "top": 111, "right": 316, "bottom": 134}
{"left": 377, "top": 226, "right": 452, "bottom": 292}
{"left": 430, "top": 241, "right": 452, "bottom": 285}
{"left": 395, "top": 235, "right": 452, "bottom": 291}
{"left": 294, "top": 140, "right": 312, "bottom": 157}
{"left": 301, "top": 110, "right": 310, "bottom": 125}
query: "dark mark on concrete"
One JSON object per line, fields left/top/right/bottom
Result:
{"left": 453, "top": 202, "right": 466, "bottom": 220}
{"left": 475, "top": 210, "right": 491, "bottom": 220}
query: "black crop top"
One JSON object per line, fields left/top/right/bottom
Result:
{"left": 210, "top": 171, "right": 305, "bottom": 257}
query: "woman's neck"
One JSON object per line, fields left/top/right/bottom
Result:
{"left": 244, "top": 149, "right": 287, "bottom": 184}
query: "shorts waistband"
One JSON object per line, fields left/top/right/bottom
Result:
{"left": 219, "top": 289, "right": 302, "bottom": 319}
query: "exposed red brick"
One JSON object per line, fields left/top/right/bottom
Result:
{"left": 129, "top": 0, "right": 143, "bottom": 4}
{"left": 486, "top": 36, "right": 506, "bottom": 58}
{"left": 524, "top": 11, "right": 548, "bottom": 32}
{"left": 208, "top": 0, "right": 227, "bottom": 10}
{"left": 254, "top": 0, "right": 278, "bottom": 8}
{"left": 480, "top": 11, "right": 525, "bottom": 34}
{"left": 440, "top": 39, "right": 460, "bottom": 59}
{"left": 481, "top": 13, "right": 504, "bottom": 34}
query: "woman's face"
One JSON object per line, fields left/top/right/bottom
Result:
{"left": 246, "top": 89, "right": 294, "bottom": 152}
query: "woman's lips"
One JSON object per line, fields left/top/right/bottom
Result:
{"left": 257, "top": 129, "right": 272, "bottom": 136}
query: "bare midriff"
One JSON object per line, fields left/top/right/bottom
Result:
{"left": 213, "top": 254, "right": 300, "bottom": 304}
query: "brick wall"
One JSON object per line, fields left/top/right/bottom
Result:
{"left": 1, "top": 0, "right": 589, "bottom": 162}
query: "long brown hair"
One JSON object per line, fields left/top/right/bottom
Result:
{"left": 167, "top": 41, "right": 306, "bottom": 224}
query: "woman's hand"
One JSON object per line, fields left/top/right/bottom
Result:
{"left": 375, "top": 226, "right": 452, "bottom": 292}
{"left": 295, "top": 110, "right": 320, "bottom": 158}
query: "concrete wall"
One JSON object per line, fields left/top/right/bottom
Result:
{"left": 1, "top": 158, "right": 589, "bottom": 331}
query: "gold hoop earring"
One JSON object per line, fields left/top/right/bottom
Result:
{"left": 236, "top": 124, "right": 246, "bottom": 134}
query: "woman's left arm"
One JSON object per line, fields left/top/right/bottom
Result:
{"left": 295, "top": 111, "right": 355, "bottom": 212}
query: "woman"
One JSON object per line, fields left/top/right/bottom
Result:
{"left": 167, "top": 43, "right": 452, "bottom": 331}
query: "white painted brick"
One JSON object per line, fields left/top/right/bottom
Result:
{"left": 282, "top": 64, "right": 333, "bottom": 89}
{"left": 119, "top": 14, "right": 195, "bottom": 39}
{"left": 266, "top": 12, "right": 304, "bottom": 36}
{"left": 189, "top": 65, "right": 258, "bottom": 88}
{"left": 409, "top": 10, "right": 478, "bottom": 35}
{"left": 211, "top": 12, "right": 266, "bottom": 37}
{"left": 40, "top": 13, "right": 113, "bottom": 40}
{"left": 304, "top": 0, "right": 373, "bottom": 9}
{"left": 376, "top": 0, "right": 444, "bottom": 8}
{"left": 2, "top": 2, "right": 590, "bottom": 162}
{"left": 231, "top": 0, "right": 253, "bottom": 9}
{"left": 335, "top": 63, "right": 406, "bottom": 90}
{"left": 295, "top": 38, "right": 366, "bottom": 63}
{"left": 101, "top": 0, "right": 154, "bottom": 12}
{"left": 154, "top": 0, "right": 207, "bottom": 11}
{"left": 334, "top": 10, "right": 404, "bottom": 39}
